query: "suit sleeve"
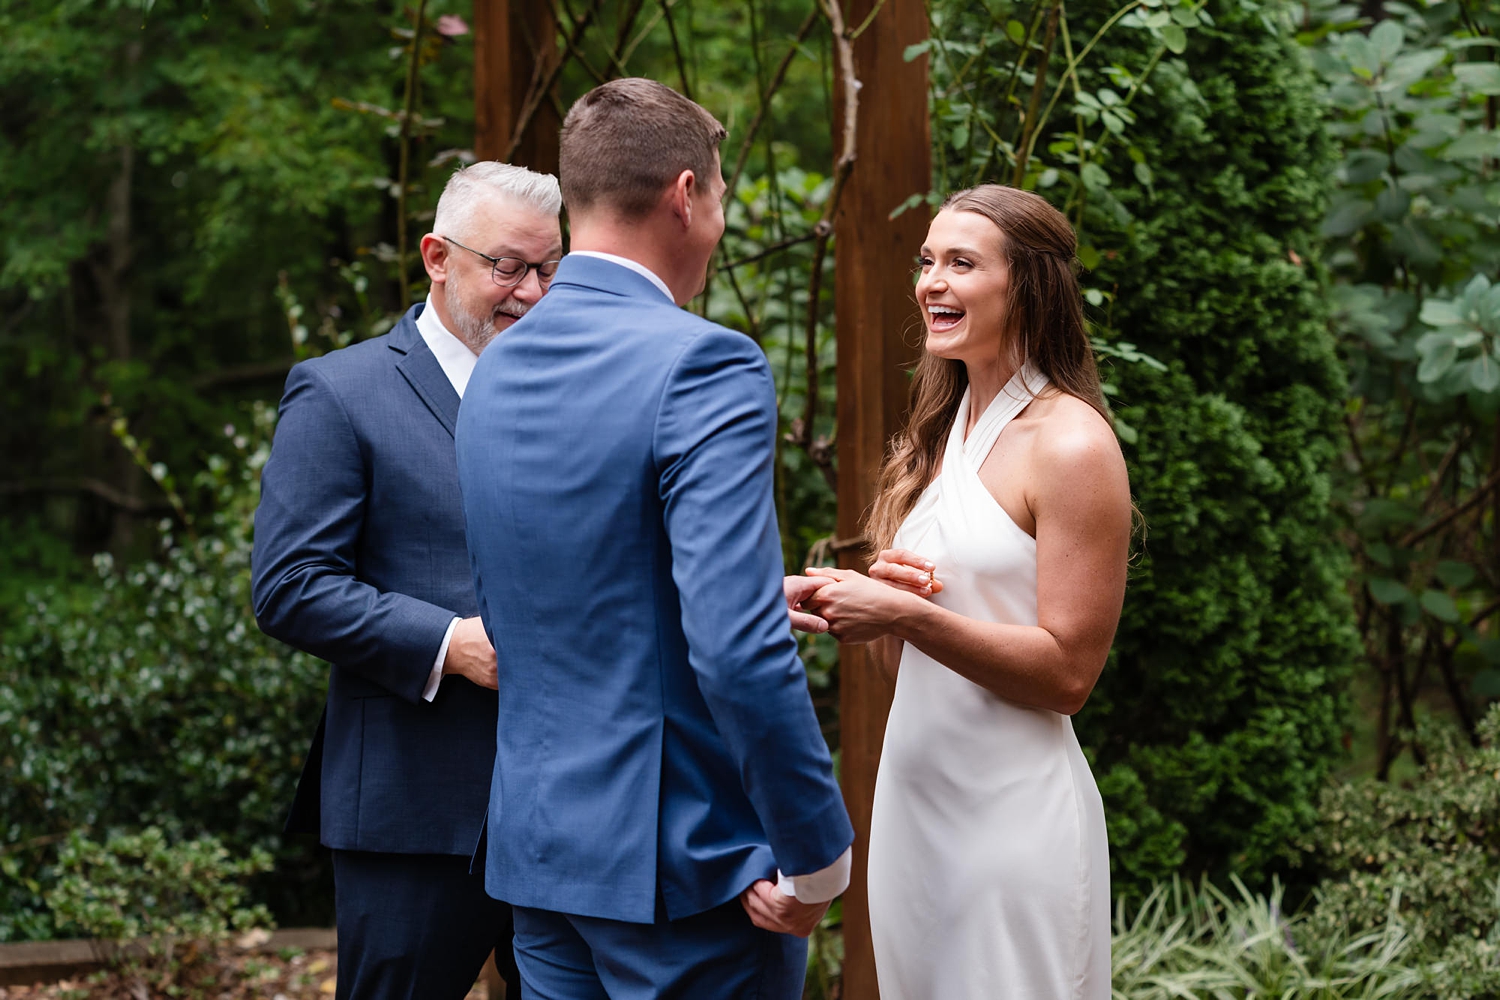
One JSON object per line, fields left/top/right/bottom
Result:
{"left": 251, "top": 361, "right": 457, "bottom": 704}
{"left": 654, "top": 328, "right": 855, "bottom": 880}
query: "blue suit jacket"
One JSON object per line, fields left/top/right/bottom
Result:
{"left": 251, "top": 306, "right": 497, "bottom": 856}
{"left": 456, "top": 255, "right": 854, "bottom": 923}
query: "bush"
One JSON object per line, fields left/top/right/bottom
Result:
{"left": 0, "top": 408, "right": 329, "bottom": 941}
{"left": 47, "top": 826, "right": 272, "bottom": 952}
{"left": 1306, "top": 706, "right": 1500, "bottom": 997}
{"left": 1070, "top": 1, "right": 1359, "bottom": 892}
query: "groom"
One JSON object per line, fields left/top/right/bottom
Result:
{"left": 455, "top": 78, "right": 854, "bottom": 998}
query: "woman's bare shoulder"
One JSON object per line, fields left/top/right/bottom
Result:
{"left": 1028, "top": 392, "right": 1129, "bottom": 494}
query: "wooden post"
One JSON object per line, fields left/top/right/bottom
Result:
{"left": 473, "top": 0, "right": 560, "bottom": 172}
{"left": 834, "top": 1, "right": 930, "bottom": 997}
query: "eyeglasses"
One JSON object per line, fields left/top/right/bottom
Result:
{"left": 442, "top": 236, "right": 561, "bottom": 288}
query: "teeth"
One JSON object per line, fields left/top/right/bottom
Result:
{"left": 928, "top": 305, "right": 963, "bottom": 316}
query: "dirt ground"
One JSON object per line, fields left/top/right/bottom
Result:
{"left": 0, "top": 948, "right": 494, "bottom": 1000}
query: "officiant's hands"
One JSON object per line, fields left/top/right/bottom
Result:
{"left": 739, "top": 879, "right": 829, "bottom": 938}
{"left": 784, "top": 575, "right": 832, "bottom": 633}
{"left": 442, "top": 616, "right": 498, "bottom": 690}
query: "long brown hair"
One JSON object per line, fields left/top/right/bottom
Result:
{"left": 864, "top": 185, "right": 1107, "bottom": 554}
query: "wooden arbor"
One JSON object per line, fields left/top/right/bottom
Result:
{"left": 472, "top": 3, "right": 929, "bottom": 995}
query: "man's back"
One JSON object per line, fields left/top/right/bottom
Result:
{"left": 457, "top": 254, "right": 852, "bottom": 924}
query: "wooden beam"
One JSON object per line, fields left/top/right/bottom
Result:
{"left": 833, "top": 0, "right": 930, "bottom": 996}
{"left": 473, "top": 0, "right": 560, "bottom": 172}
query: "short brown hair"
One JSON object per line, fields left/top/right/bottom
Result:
{"left": 559, "top": 78, "right": 727, "bottom": 219}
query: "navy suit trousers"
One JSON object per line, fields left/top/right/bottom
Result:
{"left": 333, "top": 850, "right": 520, "bottom": 1000}
{"left": 510, "top": 900, "right": 805, "bottom": 1000}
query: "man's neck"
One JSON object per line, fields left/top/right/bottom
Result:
{"left": 571, "top": 220, "right": 696, "bottom": 307}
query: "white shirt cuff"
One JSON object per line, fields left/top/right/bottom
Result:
{"left": 422, "top": 617, "right": 461, "bottom": 702}
{"left": 775, "top": 846, "right": 852, "bottom": 904}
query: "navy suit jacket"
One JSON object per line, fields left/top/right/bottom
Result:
{"left": 252, "top": 305, "right": 497, "bottom": 856}
{"left": 455, "top": 255, "right": 854, "bottom": 923}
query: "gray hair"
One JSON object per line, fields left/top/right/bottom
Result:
{"left": 432, "top": 161, "right": 562, "bottom": 238}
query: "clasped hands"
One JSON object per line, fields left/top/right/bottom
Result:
{"left": 784, "top": 548, "right": 944, "bottom": 644}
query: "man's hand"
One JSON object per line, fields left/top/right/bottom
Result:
{"left": 784, "top": 575, "right": 831, "bottom": 634}
{"left": 739, "top": 879, "right": 830, "bottom": 938}
{"left": 442, "top": 616, "right": 498, "bottom": 690}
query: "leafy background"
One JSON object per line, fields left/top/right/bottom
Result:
{"left": 3, "top": 0, "right": 1500, "bottom": 995}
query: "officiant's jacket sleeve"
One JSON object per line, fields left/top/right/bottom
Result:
{"left": 252, "top": 361, "right": 456, "bottom": 704}
{"left": 654, "top": 330, "right": 855, "bottom": 880}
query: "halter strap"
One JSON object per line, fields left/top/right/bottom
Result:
{"left": 956, "top": 363, "right": 1050, "bottom": 467}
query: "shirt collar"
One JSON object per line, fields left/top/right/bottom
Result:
{"left": 567, "top": 251, "right": 674, "bottom": 303}
{"left": 414, "top": 294, "right": 479, "bottom": 399}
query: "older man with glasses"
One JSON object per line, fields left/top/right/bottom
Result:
{"left": 252, "top": 162, "right": 563, "bottom": 1000}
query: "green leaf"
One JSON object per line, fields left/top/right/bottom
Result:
{"left": 1321, "top": 199, "right": 1373, "bottom": 237}
{"left": 1143, "top": 9, "right": 1173, "bottom": 28}
{"left": 1369, "top": 20, "right": 1404, "bottom": 65}
{"left": 1113, "top": 417, "right": 1138, "bottom": 445}
{"left": 1455, "top": 62, "right": 1500, "bottom": 95}
{"left": 1133, "top": 161, "right": 1153, "bottom": 186}
{"left": 1368, "top": 578, "right": 1411, "bottom": 605}
{"left": 1442, "top": 131, "right": 1500, "bottom": 161}
{"left": 1436, "top": 560, "right": 1477, "bottom": 590}
{"left": 1472, "top": 669, "right": 1500, "bottom": 698}
{"left": 1421, "top": 589, "right": 1461, "bottom": 623}
{"left": 888, "top": 192, "right": 925, "bottom": 220}
{"left": 1420, "top": 299, "right": 1464, "bottom": 327}
{"left": 1006, "top": 19, "right": 1026, "bottom": 45}
{"left": 1417, "top": 336, "right": 1458, "bottom": 383}
{"left": 1170, "top": 5, "right": 1200, "bottom": 26}
{"left": 903, "top": 40, "right": 931, "bottom": 62}
{"left": 1080, "top": 162, "right": 1111, "bottom": 190}
{"left": 1037, "top": 168, "right": 1060, "bottom": 189}
{"left": 1160, "top": 24, "right": 1188, "bottom": 55}
{"left": 1469, "top": 354, "right": 1500, "bottom": 394}
{"left": 1077, "top": 244, "right": 1102, "bottom": 271}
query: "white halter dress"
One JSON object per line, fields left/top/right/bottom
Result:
{"left": 866, "top": 365, "right": 1111, "bottom": 1000}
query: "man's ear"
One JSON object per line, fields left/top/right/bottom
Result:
{"left": 669, "top": 169, "right": 697, "bottom": 229}
{"left": 419, "top": 233, "right": 449, "bottom": 283}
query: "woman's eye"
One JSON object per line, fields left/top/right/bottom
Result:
{"left": 952, "top": 258, "right": 972, "bottom": 269}
{"left": 916, "top": 257, "right": 933, "bottom": 269}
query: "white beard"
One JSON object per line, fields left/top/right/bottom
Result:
{"left": 447, "top": 275, "right": 530, "bottom": 354}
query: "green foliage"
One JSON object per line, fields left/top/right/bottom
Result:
{"left": 1306, "top": 705, "right": 1500, "bottom": 997}
{"left": 1306, "top": 0, "right": 1500, "bottom": 774}
{"left": 1112, "top": 877, "right": 1425, "bottom": 998}
{"left": 0, "top": 408, "right": 327, "bottom": 941}
{"left": 47, "top": 826, "right": 272, "bottom": 949}
{"left": 1057, "top": 2, "right": 1357, "bottom": 892}
{"left": 905, "top": 0, "right": 1359, "bottom": 896}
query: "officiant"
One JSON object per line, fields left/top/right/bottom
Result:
{"left": 251, "top": 161, "right": 564, "bottom": 1000}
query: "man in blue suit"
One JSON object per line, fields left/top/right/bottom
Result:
{"left": 252, "top": 162, "right": 564, "bottom": 1000}
{"left": 456, "top": 79, "right": 855, "bottom": 999}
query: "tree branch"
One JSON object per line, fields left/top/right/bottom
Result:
{"left": 0, "top": 478, "right": 174, "bottom": 516}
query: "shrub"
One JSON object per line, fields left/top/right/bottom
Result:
{"left": 46, "top": 827, "right": 274, "bottom": 983}
{"left": 0, "top": 407, "right": 329, "bottom": 941}
{"left": 1306, "top": 705, "right": 1500, "bottom": 997}
{"left": 1070, "top": 1, "right": 1359, "bottom": 892}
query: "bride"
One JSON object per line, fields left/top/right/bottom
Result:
{"left": 803, "top": 184, "right": 1130, "bottom": 998}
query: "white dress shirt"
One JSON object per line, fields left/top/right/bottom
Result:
{"left": 417, "top": 277, "right": 852, "bottom": 901}
{"left": 415, "top": 295, "right": 478, "bottom": 702}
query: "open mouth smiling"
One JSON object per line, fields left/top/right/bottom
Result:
{"left": 927, "top": 303, "right": 965, "bottom": 332}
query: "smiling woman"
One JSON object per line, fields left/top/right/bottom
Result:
{"left": 800, "top": 184, "right": 1130, "bottom": 1000}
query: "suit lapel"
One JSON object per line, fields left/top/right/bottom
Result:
{"left": 390, "top": 311, "right": 461, "bottom": 439}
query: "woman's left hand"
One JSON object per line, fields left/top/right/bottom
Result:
{"left": 801, "top": 567, "right": 921, "bottom": 644}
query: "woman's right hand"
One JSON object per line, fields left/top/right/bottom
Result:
{"left": 869, "top": 549, "right": 944, "bottom": 597}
